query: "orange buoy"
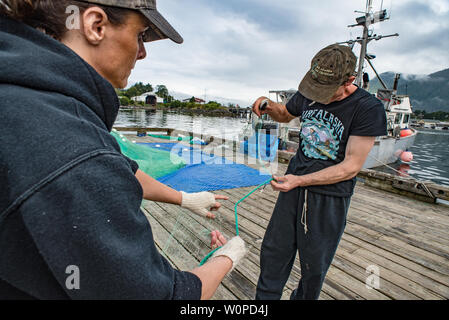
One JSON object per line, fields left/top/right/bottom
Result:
{"left": 400, "top": 129, "right": 413, "bottom": 137}
{"left": 400, "top": 151, "right": 413, "bottom": 163}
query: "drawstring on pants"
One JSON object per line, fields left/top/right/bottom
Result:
{"left": 301, "top": 189, "right": 308, "bottom": 234}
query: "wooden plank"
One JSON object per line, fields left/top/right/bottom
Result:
{"left": 219, "top": 188, "right": 274, "bottom": 223}
{"left": 153, "top": 201, "right": 318, "bottom": 301}
{"left": 218, "top": 189, "right": 392, "bottom": 299}
{"left": 142, "top": 182, "right": 449, "bottom": 300}
{"left": 216, "top": 190, "right": 271, "bottom": 229}
{"left": 348, "top": 207, "right": 449, "bottom": 264}
{"left": 351, "top": 204, "right": 449, "bottom": 253}
{"left": 143, "top": 200, "right": 260, "bottom": 300}
{"left": 226, "top": 186, "right": 448, "bottom": 298}
{"left": 334, "top": 247, "right": 443, "bottom": 299}
{"left": 326, "top": 265, "right": 390, "bottom": 300}
{"left": 348, "top": 203, "right": 449, "bottom": 258}
{"left": 228, "top": 186, "right": 279, "bottom": 210}
{"left": 354, "top": 186, "right": 449, "bottom": 228}
{"left": 152, "top": 195, "right": 358, "bottom": 300}
{"left": 144, "top": 202, "right": 258, "bottom": 300}
{"left": 343, "top": 247, "right": 449, "bottom": 299}
{"left": 334, "top": 237, "right": 444, "bottom": 299}
{"left": 258, "top": 185, "right": 449, "bottom": 252}
{"left": 342, "top": 233, "right": 449, "bottom": 295}
{"left": 140, "top": 205, "right": 237, "bottom": 300}
{"left": 350, "top": 197, "right": 449, "bottom": 241}
{"left": 344, "top": 223, "right": 449, "bottom": 279}
{"left": 215, "top": 191, "right": 388, "bottom": 300}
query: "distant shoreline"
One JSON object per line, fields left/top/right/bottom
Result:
{"left": 119, "top": 105, "right": 251, "bottom": 118}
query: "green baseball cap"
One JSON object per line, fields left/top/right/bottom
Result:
{"left": 298, "top": 44, "right": 357, "bottom": 104}
{"left": 78, "top": 0, "right": 183, "bottom": 44}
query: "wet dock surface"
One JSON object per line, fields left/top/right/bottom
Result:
{"left": 128, "top": 133, "right": 449, "bottom": 300}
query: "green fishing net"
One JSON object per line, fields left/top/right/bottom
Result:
{"left": 111, "top": 130, "right": 186, "bottom": 179}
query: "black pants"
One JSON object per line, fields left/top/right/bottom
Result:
{"left": 256, "top": 187, "right": 351, "bottom": 300}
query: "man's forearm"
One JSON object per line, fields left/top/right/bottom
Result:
{"left": 273, "top": 136, "right": 375, "bottom": 192}
{"left": 296, "top": 161, "right": 359, "bottom": 187}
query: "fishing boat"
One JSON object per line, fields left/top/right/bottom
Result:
{"left": 258, "top": 0, "right": 417, "bottom": 169}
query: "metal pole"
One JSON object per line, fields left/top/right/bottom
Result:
{"left": 356, "top": 25, "right": 369, "bottom": 86}
{"left": 365, "top": 57, "right": 388, "bottom": 90}
{"left": 355, "top": 0, "right": 372, "bottom": 87}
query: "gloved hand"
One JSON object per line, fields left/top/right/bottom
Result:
{"left": 181, "top": 191, "right": 219, "bottom": 219}
{"left": 211, "top": 236, "right": 247, "bottom": 272}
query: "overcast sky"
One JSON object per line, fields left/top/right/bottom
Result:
{"left": 129, "top": 0, "right": 449, "bottom": 106}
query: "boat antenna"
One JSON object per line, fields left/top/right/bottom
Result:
{"left": 338, "top": 0, "right": 399, "bottom": 87}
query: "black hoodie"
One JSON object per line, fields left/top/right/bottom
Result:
{"left": 0, "top": 15, "right": 201, "bottom": 299}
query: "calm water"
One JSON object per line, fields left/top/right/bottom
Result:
{"left": 376, "top": 130, "right": 449, "bottom": 187}
{"left": 115, "top": 109, "right": 449, "bottom": 186}
{"left": 115, "top": 109, "right": 250, "bottom": 140}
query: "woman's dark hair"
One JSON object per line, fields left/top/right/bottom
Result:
{"left": 0, "top": 0, "right": 131, "bottom": 40}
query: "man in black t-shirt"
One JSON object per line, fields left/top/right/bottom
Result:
{"left": 252, "top": 44, "right": 387, "bottom": 300}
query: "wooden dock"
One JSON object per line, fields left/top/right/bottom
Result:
{"left": 123, "top": 132, "right": 449, "bottom": 300}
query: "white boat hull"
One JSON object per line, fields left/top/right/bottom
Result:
{"left": 362, "top": 129, "right": 417, "bottom": 169}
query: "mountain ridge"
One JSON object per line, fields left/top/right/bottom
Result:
{"left": 369, "top": 68, "right": 449, "bottom": 112}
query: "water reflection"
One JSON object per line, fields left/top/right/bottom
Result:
{"left": 115, "top": 109, "right": 249, "bottom": 140}
{"left": 376, "top": 130, "right": 449, "bottom": 186}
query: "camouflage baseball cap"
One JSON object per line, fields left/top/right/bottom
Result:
{"left": 298, "top": 44, "right": 357, "bottom": 104}
{"left": 77, "top": 0, "right": 183, "bottom": 44}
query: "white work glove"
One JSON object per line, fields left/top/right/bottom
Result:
{"left": 181, "top": 191, "right": 217, "bottom": 218}
{"left": 211, "top": 236, "right": 247, "bottom": 272}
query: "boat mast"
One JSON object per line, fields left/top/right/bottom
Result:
{"left": 355, "top": 0, "right": 373, "bottom": 87}
{"left": 338, "top": 0, "right": 399, "bottom": 88}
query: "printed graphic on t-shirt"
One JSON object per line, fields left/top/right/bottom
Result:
{"left": 300, "top": 109, "right": 345, "bottom": 161}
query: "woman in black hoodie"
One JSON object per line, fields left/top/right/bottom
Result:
{"left": 0, "top": 0, "right": 246, "bottom": 300}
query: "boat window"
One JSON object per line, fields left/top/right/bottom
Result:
{"left": 394, "top": 115, "right": 402, "bottom": 124}
{"left": 403, "top": 114, "right": 410, "bottom": 124}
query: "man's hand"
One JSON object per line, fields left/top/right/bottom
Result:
{"left": 252, "top": 96, "right": 296, "bottom": 123}
{"left": 181, "top": 192, "right": 228, "bottom": 219}
{"left": 252, "top": 96, "right": 269, "bottom": 117}
{"left": 270, "top": 136, "right": 377, "bottom": 190}
{"left": 270, "top": 174, "right": 302, "bottom": 192}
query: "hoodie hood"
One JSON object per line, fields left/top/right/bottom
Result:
{"left": 0, "top": 15, "right": 119, "bottom": 131}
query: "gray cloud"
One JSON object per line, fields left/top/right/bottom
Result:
{"left": 128, "top": 0, "right": 449, "bottom": 105}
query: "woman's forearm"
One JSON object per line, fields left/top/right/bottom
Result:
{"left": 135, "top": 169, "right": 182, "bottom": 204}
{"left": 190, "top": 256, "right": 233, "bottom": 300}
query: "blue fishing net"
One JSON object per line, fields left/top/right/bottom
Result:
{"left": 138, "top": 143, "right": 271, "bottom": 192}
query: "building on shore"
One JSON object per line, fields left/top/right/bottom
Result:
{"left": 182, "top": 97, "right": 206, "bottom": 104}
{"left": 131, "top": 92, "right": 164, "bottom": 106}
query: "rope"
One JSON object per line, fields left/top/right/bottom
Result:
{"left": 199, "top": 177, "right": 274, "bottom": 266}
